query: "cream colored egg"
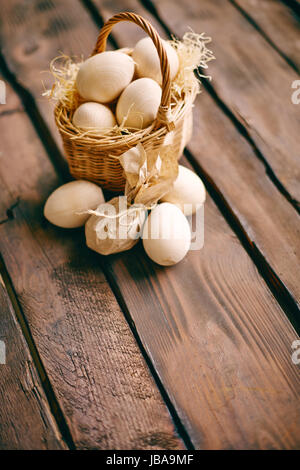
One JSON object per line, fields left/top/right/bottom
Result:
{"left": 73, "top": 102, "right": 116, "bottom": 130}
{"left": 76, "top": 51, "right": 135, "bottom": 103}
{"left": 85, "top": 197, "right": 147, "bottom": 255}
{"left": 44, "top": 180, "right": 105, "bottom": 228}
{"left": 116, "top": 78, "right": 162, "bottom": 129}
{"left": 161, "top": 165, "right": 206, "bottom": 216}
{"left": 132, "top": 37, "right": 179, "bottom": 85}
{"left": 142, "top": 203, "right": 191, "bottom": 266}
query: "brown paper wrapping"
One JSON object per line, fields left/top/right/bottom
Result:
{"left": 85, "top": 143, "right": 178, "bottom": 255}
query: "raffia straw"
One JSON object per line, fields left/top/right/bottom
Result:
{"left": 48, "top": 15, "right": 214, "bottom": 192}
{"left": 45, "top": 32, "right": 213, "bottom": 141}
{"left": 83, "top": 202, "right": 154, "bottom": 227}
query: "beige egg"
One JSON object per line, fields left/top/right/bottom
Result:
{"left": 76, "top": 51, "right": 135, "bottom": 103}
{"left": 73, "top": 102, "right": 116, "bottom": 130}
{"left": 44, "top": 180, "right": 104, "bottom": 228}
{"left": 161, "top": 165, "right": 206, "bottom": 215}
{"left": 142, "top": 203, "right": 191, "bottom": 266}
{"left": 132, "top": 37, "right": 179, "bottom": 85}
{"left": 116, "top": 78, "right": 162, "bottom": 129}
{"left": 85, "top": 197, "right": 147, "bottom": 255}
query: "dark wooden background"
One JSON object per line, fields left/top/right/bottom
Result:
{"left": 0, "top": 0, "right": 299, "bottom": 450}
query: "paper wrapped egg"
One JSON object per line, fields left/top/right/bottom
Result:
{"left": 76, "top": 51, "right": 135, "bottom": 103}
{"left": 73, "top": 102, "right": 116, "bottom": 130}
{"left": 132, "top": 37, "right": 179, "bottom": 85}
{"left": 142, "top": 203, "right": 191, "bottom": 266}
{"left": 44, "top": 180, "right": 104, "bottom": 228}
{"left": 85, "top": 197, "right": 147, "bottom": 255}
{"left": 116, "top": 78, "right": 162, "bottom": 129}
{"left": 161, "top": 165, "right": 206, "bottom": 215}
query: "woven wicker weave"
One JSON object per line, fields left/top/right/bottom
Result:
{"left": 55, "top": 12, "right": 196, "bottom": 192}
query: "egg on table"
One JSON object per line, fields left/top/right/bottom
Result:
{"left": 161, "top": 165, "right": 206, "bottom": 215}
{"left": 142, "top": 202, "right": 191, "bottom": 266}
{"left": 44, "top": 180, "right": 104, "bottom": 228}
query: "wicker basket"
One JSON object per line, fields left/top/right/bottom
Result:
{"left": 55, "top": 12, "right": 197, "bottom": 192}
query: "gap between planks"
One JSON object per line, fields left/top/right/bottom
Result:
{"left": 78, "top": 0, "right": 300, "bottom": 332}
{"left": 148, "top": 0, "right": 300, "bottom": 203}
{"left": 1, "top": 0, "right": 298, "bottom": 330}
{"left": 0, "top": 80, "right": 186, "bottom": 450}
{"left": 132, "top": 0, "right": 300, "bottom": 307}
{"left": 0, "top": 260, "right": 66, "bottom": 449}
{"left": 0, "top": 53, "right": 70, "bottom": 182}
{"left": 1, "top": 0, "right": 298, "bottom": 450}
{"left": 97, "top": 263, "right": 195, "bottom": 450}
{"left": 282, "top": 0, "right": 300, "bottom": 16}
{"left": 229, "top": 0, "right": 300, "bottom": 74}
{"left": 0, "top": 57, "right": 191, "bottom": 449}
{"left": 0, "top": 0, "right": 299, "bottom": 342}
{"left": 138, "top": 0, "right": 300, "bottom": 214}
{"left": 0, "top": 254, "right": 76, "bottom": 449}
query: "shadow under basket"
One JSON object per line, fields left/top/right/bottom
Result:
{"left": 54, "top": 12, "right": 197, "bottom": 192}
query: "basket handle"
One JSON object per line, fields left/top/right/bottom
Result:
{"left": 92, "top": 12, "right": 173, "bottom": 129}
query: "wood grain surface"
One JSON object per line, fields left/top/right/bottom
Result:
{"left": 104, "top": 235, "right": 300, "bottom": 449}
{"left": 94, "top": 0, "right": 300, "bottom": 309}
{"left": 0, "top": 0, "right": 299, "bottom": 450}
{"left": 122, "top": 0, "right": 300, "bottom": 308}
{"left": 0, "top": 269, "right": 66, "bottom": 449}
{"left": 232, "top": 0, "right": 300, "bottom": 72}
{"left": 0, "top": 81, "right": 184, "bottom": 450}
{"left": 2, "top": 0, "right": 298, "bottom": 309}
{"left": 150, "top": 0, "right": 300, "bottom": 203}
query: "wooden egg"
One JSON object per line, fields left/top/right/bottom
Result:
{"left": 85, "top": 198, "right": 147, "bottom": 255}
{"left": 142, "top": 203, "right": 191, "bottom": 266}
{"left": 44, "top": 180, "right": 104, "bottom": 228}
{"left": 161, "top": 165, "right": 206, "bottom": 215}
{"left": 73, "top": 102, "right": 116, "bottom": 130}
{"left": 76, "top": 51, "right": 135, "bottom": 103}
{"left": 116, "top": 78, "right": 162, "bottom": 129}
{"left": 132, "top": 37, "right": 179, "bottom": 85}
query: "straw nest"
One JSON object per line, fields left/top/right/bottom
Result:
{"left": 45, "top": 28, "right": 214, "bottom": 191}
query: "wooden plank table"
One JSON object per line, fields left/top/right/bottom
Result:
{"left": 0, "top": 0, "right": 299, "bottom": 450}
